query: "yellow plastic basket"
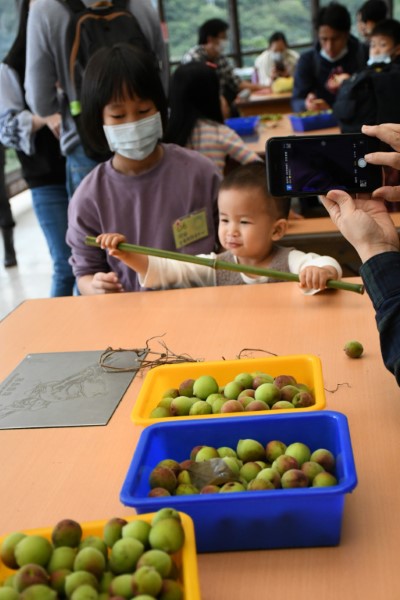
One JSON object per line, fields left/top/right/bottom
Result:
{"left": 0, "top": 511, "right": 200, "bottom": 600}
{"left": 131, "top": 354, "right": 326, "bottom": 426}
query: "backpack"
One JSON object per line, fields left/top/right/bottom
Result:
{"left": 60, "top": 0, "right": 154, "bottom": 118}
{"left": 333, "top": 62, "right": 400, "bottom": 133}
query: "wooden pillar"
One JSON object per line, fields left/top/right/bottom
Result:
{"left": 228, "top": 0, "right": 242, "bottom": 68}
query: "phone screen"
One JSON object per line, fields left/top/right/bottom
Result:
{"left": 266, "top": 133, "right": 383, "bottom": 197}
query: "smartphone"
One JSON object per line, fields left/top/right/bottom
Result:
{"left": 274, "top": 60, "right": 286, "bottom": 73}
{"left": 266, "top": 133, "right": 383, "bottom": 197}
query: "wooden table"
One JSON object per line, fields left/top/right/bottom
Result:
{"left": 236, "top": 91, "right": 292, "bottom": 116}
{"left": 280, "top": 213, "right": 400, "bottom": 277}
{"left": 0, "top": 283, "right": 399, "bottom": 599}
{"left": 243, "top": 114, "right": 340, "bottom": 156}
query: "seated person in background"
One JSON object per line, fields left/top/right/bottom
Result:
{"left": 334, "top": 19, "right": 400, "bottom": 133}
{"left": 320, "top": 122, "right": 400, "bottom": 385}
{"left": 292, "top": 2, "right": 366, "bottom": 113}
{"left": 163, "top": 62, "right": 262, "bottom": 176}
{"left": 66, "top": 44, "right": 221, "bottom": 295}
{"left": 356, "top": 0, "right": 388, "bottom": 43}
{"left": 254, "top": 31, "right": 299, "bottom": 87}
{"left": 97, "top": 163, "right": 341, "bottom": 293}
{"left": 181, "top": 18, "right": 267, "bottom": 117}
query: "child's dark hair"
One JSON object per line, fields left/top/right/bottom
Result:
{"left": 316, "top": 2, "right": 351, "bottom": 33}
{"left": 80, "top": 43, "right": 168, "bottom": 156}
{"left": 268, "top": 31, "right": 288, "bottom": 47}
{"left": 359, "top": 0, "right": 388, "bottom": 24}
{"left": 371, "top": 18, "right": 400, "bottom": 46}
{"left": 198, "top": 19, "right": 228, "bottom": 44}
{"left": 219, "top": 163, "right": 291, "bottom": 219}
{"left": 163, "top": 62, "right": 223, "bottom": 146}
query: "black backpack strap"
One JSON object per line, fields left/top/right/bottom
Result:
{"left": 110, "top": 0, "right": 129, "bottom": 8}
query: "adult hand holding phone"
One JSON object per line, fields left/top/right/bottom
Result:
{"left": 363, "top": 123, "right": 400, "bottom": 203}
{"left": 320, "top": 191, "right": 399, "bottom": 264}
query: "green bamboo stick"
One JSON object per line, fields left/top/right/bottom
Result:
{"left": 85, "top": 236, "right": 364, "bottom": 294}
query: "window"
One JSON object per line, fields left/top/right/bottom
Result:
{"left": 0, "top": 0, "right": 19, "bottom": 61}
{"left": 164, "top": 0, "right": 230, "bottom": 63}
{"left": 237, "top": 0, "right": 313, "bottom": 66}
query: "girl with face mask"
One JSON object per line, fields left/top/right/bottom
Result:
{"left": 66, "top": 43, "right": 221, "bottom": 295}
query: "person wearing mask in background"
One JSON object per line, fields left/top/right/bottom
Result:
{"left": 0, "top": 144, "right": 16, "bottom": 267}
{"left": 24, "top": 0, "right": 169, "bottom": 198}
{"left": 334, "top": 18, "right": 400, "bottom": 134}
{"left": 181, "top": 18, "right": 267, "bottom": 118}
{"left": 254, "top": 31, "right": 299, "bottom": 87}
{"left": 292, "top": 2, "right": 367, "bottom": 113}
{"left": 0, "top": 0, "right": 75, "bottom": 296}
{"left": 163, "top": 62, "right": 262, "bottom": 176}
{"left": 320, "top": 123, "right": 400, "bottom": 386}
{"left": 356, "top": 0, "right": 388, "bottom": 43}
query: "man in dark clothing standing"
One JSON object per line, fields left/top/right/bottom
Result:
{"left": 292, "top": 2, "right": 367, "bottom": 113}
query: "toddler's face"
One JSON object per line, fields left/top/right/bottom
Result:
{"left": 217, "top": 187, "right": 281, "bottom": 263}
{"left": 369, "top": 35, "right": 395, "bottom": 58}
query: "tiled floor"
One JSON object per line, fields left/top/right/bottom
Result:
{"left": 0, "top": 189, "right": 53, "bottom": 321}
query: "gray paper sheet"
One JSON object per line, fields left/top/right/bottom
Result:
{"left": 0, "top": 350, "right": 146, "bottom": 429}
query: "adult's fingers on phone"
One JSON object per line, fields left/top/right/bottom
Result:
{"left": 372, "top": 185, "right": 400, "bottom": 202}
{"left": 362, "top": 123, "right": 400, "bottom": 150}
{"left": 364, "top": 151, "right": 400, "bottom": 169}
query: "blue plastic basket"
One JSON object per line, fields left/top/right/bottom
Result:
{"left": 290, "top": 111, "right": 338, "bottom": 132}
{"left": 225, "top": 116, "right": 260, "bottom": 136}
{"left": 120, "top": 411, "right": 357, "bottom": 553}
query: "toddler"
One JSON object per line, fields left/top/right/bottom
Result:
{"left": 97, "top": 163, "right": 342, "bottom": 293}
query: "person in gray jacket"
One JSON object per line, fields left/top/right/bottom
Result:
{"left": 25, "top": 0, "right": 168, "bottom": 198}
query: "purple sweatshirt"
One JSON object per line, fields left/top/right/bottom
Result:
{"left": 66, "top": 144, "right": 221, "bottom": 291}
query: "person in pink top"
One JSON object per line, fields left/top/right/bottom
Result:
{"left": 163, "top": 62, "right": 262, "bottom": 175}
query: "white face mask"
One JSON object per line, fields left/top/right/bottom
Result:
{"left": 218, "top": 39, "right": 228, "bottom": 54}
{"left": 103, "top": 112, "right": 163, "bottom": 161}
{"left": 271, "top": 51, "right": 284, "bottom": 62}
{"left": 320, "top": 46, "right": 348, "bottom": 63}
{"left": 367, "top": 54, "right": 391, "bottom": 65}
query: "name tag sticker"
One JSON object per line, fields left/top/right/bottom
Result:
{"left": 172, "top": 208, "right": 209, "bottom": 249}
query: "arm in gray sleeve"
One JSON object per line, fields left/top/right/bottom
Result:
{"left": 25, "top": 0, "right": 60, "bottom": 116}
{"left": 0, "top": 64, "right": 34, "bottom": 155}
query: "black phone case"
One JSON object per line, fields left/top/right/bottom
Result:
{"left": 266, "top": 134, "right": 383, "bottom": 197}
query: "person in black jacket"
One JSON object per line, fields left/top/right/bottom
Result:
{"left": 292, "top": 2, "right": 367, "bottom": 113}
{"left": 321, "top": 123, "right": 400, "bottom": 386}
{"left": 0, "top": 0, "right": 74, "bottom": 296}
{"left": 333, "top": 19, "right": 400, "bottom": 134}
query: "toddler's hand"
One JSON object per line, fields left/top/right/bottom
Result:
{"left": 96, "top": 233, "right": 126, "bottom": 250}
{"left": 299, "top": 266, "right": 338, "bottom": 292}
{"left": 96, "top": 233, "right": 132, "bottom": 260}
